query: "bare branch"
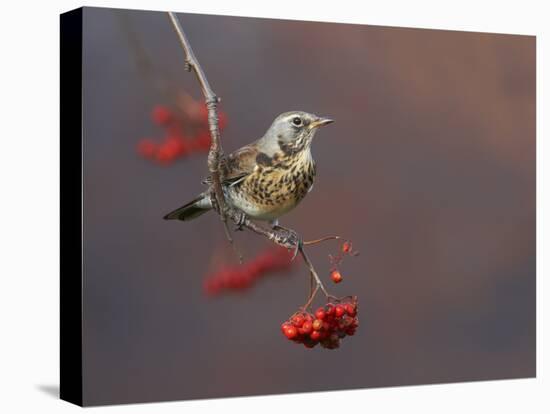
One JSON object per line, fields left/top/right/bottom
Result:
{"left": 168, "top": 11, "right": 233, "bottom": 246}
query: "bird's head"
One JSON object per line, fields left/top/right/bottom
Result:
{"left": 262, "top": 111, "right": 334, "bottom": 155}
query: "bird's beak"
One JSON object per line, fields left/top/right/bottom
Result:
{"left": 309, "top": 117, "right": 334, "bottom": 130}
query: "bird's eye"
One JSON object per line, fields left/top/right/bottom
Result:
{"left": 292, "top": 117, "right": 303, "bottom": 126}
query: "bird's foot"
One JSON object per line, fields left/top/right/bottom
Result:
{"left": 272, "top": 225, "right": 302, "bottom": 260}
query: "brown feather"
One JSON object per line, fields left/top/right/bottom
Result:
{"left": 203, "top": 142, "right": 261, "bottom": 186}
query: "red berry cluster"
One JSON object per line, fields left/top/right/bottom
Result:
{"left": 137, "top": 102, "right": 227, "bottom": 165}
{"left": 281, "top": 297, "right": 358, "bottom": 349}
{"left": 204, "top": 247, "right": 297, "bottom": 296}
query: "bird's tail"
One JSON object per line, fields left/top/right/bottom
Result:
{"left": 163, "top": 193, "right": 213, "bottom": 221}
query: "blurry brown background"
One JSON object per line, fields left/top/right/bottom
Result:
{"left": 81, "top": 7, "right": 535, "bottom": 406}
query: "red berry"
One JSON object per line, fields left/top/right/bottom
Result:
{"left": 310, "top": 331, "right": 321, "bottom": 341}
{"left": 345, "top": 303, "right": 357, "bottom": 317}
{"left": 325, "top": 304, "right": 334, "bottom": 316}
{"left": 342, "top": 241, "right": 352, "bottom": 253}
{"left": 300, "top": 321, "right": 313, "bottom": 335}
{"left": 334, "top": 305, "right": 345, "bottom": 318}
{"left": 281, "top": 323, "right": 291, "bottom": 333}
{"left": 283, "top": 325, "right": 298, "bottom": 340}
{"left": 331, "top": 270, "right": 343, "bottom": 284}
{"left": 291, "top": 314, "right": 305, "bottom": 327}
{"left": 315, "top": 308, "right": 326, "bottom": 320}
{"left": 312, "top": 319, "right": 323, "bottom": 331}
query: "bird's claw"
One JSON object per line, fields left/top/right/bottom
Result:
{"left": 290, "top": 239, "right": 302, "bottom": 261}
{"left": 273, "top": 225, "right": 302, "bottom": 260}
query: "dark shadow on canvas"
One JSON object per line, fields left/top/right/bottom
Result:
{"left": 36, "top": 384, "right": 59, "bottom": 399}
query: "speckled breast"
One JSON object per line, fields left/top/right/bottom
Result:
{"left": 227, "top": 157, "right": 316, "bottom": 221}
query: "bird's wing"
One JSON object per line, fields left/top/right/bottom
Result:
{"left": 203, "top": 142, "right": 260, "bottom": 186}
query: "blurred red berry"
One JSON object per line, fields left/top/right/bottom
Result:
{"left": 204, "top": 247, "right": 295, "bottom": 296}
{"left": 193, "top": 132, "right": 211, "bottom": 151}
{"left": 218, "top": 111, "right": 228, "bottom": 129}
{"left": 137, "top": 139, "right": 157, "bottom": 158}
{"left": 164, "top": 136, "right": 186, "bottom": 156}
{"left": 151, "top": 105, "right": 173, "bottom": 125}
{"left": 138, "top": 98, "right": 227, "bottom": 165}
{"left": 198, "top": 105, "right": 208, "bottom": 122}
{"left": 155, "top": 144, "right": 176, "bottom": 164}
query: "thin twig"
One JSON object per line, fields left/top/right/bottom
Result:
{"left": 302, "top": 284, "right": 319, "bottom": 311}
{"left": 299, "top": 245, "right": 329, "bottom": 297}
{"left": 303, "top": 235, "right": 341, "bottom": 246}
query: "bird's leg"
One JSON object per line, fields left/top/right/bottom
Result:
{"left": 272, "top": 223, "right": 302, "bottom": 260}
{"left": 209, "top": 191, "right": 219, "bottom": 214}
{"left": 233, "top": 210, "right": 248, "bottom": 231}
